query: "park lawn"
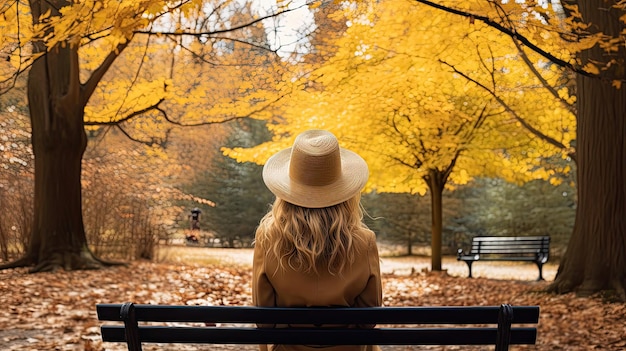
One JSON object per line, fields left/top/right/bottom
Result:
{"left": 0, "top": 248, "right": 624, "bottom": 350}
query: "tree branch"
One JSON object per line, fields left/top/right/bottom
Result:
{"left": 113, "top": 124, "right": 158, "bottom": 146}
{"left": 81, "top": 40, "right": 130, "bottom": 105}
{"left": 411, "top": 0, "right": 600, "bottom": 80}
{"left": 440, "top": 59, "right": 573, "bottom": 158}
{"left": 85, "top": 98, "right": 165, "bottom": 126}
{"left": 511, "top": 37, "right": 576, "bottom": 115}
{"left": 166, "top": 34, "right": 278, "bottom": 66}
{"left": 133, "top": 5, "right": 300, "bottom": 37}
{"left": 160, "top": 92, "right": 288, "bottom": 127}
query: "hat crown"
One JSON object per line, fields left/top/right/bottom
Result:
{"left": 289, "top": 131, "right": 341, "bottom": 186}
{"left": 262, "top": 129, "right": 368, "bottom": 208}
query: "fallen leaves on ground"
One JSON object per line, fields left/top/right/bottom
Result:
{"left": 0, "top": 260, "right": 624, "bottom": 351}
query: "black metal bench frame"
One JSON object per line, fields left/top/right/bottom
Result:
{"left": 457, "top": 236, "right": 550, "bottom": 280}
{"left": 97, "top": 302, "right": 539, "bottom": 351}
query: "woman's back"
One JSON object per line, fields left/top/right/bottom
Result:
{"left": 252, "top": 130, "right": 382, "bottom": 351}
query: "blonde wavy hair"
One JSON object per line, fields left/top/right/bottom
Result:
{"left": 255, "top": 195, "right": 369, "bottom": 276}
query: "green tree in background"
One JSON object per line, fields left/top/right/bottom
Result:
{"left": 197, "top": 119, "right": 273, "bottom": 247}
{"left": 452, "top": 177, "right": 576, "bottom": 250}
{"left": 363, "top": 192, "right": 462, "bottom": 256}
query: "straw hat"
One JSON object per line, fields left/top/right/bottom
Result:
{"left": 262, "top": 130, "right": 369, "bottom": 208}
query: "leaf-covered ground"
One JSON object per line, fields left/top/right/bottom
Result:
{"left": 0, "top": 248, "right": 624, "bottom": 350}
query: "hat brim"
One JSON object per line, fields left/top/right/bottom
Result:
{"left": 263, "top": 147, "right": 369, "bottom": 208}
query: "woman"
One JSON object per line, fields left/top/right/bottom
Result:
{"left": 253, "top": 129, "right": 382, "bottom": 351}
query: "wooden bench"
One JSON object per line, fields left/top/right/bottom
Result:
{"left": 457, "top": 236, "right": 550, "bottom": 280}
{"left": 96, "top": 302, "right": 540, "bottom": 351}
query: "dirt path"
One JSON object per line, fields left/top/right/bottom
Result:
{"left": 158, "top": 246, "right": 558, "bottom": 281}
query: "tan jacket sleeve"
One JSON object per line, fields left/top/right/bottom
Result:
{"left": 354, "top": 232, "right": 383, "bottom": 308}
{"left": 253, "top": 241, "right": 276, "bottom": 307}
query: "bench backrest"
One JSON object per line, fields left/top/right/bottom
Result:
{"left": 97, "top": 303, "right": 539, "bottom": 351}
{"left": 469, "top": 236, "right": 550, "bottom": 258}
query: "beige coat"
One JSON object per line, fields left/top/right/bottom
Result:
{"left": 252, "top": 229, "right": 382, "bottom": 351}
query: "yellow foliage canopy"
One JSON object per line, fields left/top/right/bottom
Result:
{"left": 2, "top": 0, "right": 288, "bottom": 138}
{"left": 227, "top": 0, "right": 576, "bottom": 195}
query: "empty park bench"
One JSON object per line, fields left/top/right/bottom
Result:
{"left": 96, "top": 302, "right": 540, "bottom": 351}
{"left": 457, "top": 236, "right": 550, "bottom": 280}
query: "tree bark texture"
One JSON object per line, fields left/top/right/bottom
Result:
{"left": 26, "top": 50, "right": 95, "bottom": 271}
{"left": 425, "top": 169, "right": 445, "bottom": 271}
{"left": 548, "top": 1, "right": 626, "bottom": 298}
{"left": 0, "top": 0, "right": 103, "bottom": 272}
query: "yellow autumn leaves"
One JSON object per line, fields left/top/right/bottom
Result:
{"left": 227, "top": 0, "right": 576, "bottom": 195}
{"left": 1, "top": 0, "right": 578, "bottom": 195}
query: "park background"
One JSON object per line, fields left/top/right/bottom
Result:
{"left": 1, "top": 0, "right": 626, "bottom": 350}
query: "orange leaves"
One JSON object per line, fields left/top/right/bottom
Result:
{"left": 1, "top": 255, "right": 624, "bottom": 350}
{"left": 582, "top": 62, "right": 600, "bottom": 75}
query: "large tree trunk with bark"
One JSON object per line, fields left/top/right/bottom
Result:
{"left": 548, "top": 2, "right": 626, "bottom": 298}
{"left": 25, "top": 49, "right": 99, "bottom": 272}
{"left": 0, "top": 0, "right": 107, "bottom": 272}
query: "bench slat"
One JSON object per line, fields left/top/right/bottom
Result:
{"left": 471, "top": 236, "right": 549, "bottom": 242}
{"left": 97, "top": 303, "right": 540, "bottom": 351}
{"left": 471, "top": 243, "right": 547, "bottom": 247}
{"left": 100, "top": 326, "right": 538, "bottom": 346}
{"left": 468, "top": 250, "right": 537, "bottom": 257}
{"left": 97, "top": 304, "right": 539, "bottom": 324}
{"left": 471, "top": 247, "right": 545, "bottom": 250}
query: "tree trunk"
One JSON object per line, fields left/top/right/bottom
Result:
{"left": 548, "top": 2, "right": 626, "bottom": 298}
{"left": 25, "top": 49, "right": 99, "bottom": 272}
{"left": 425, "top": 169, "right": 445, "bottom": 271}
{"left": 0, "top": 0, "right": 107, "bottom": 272}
